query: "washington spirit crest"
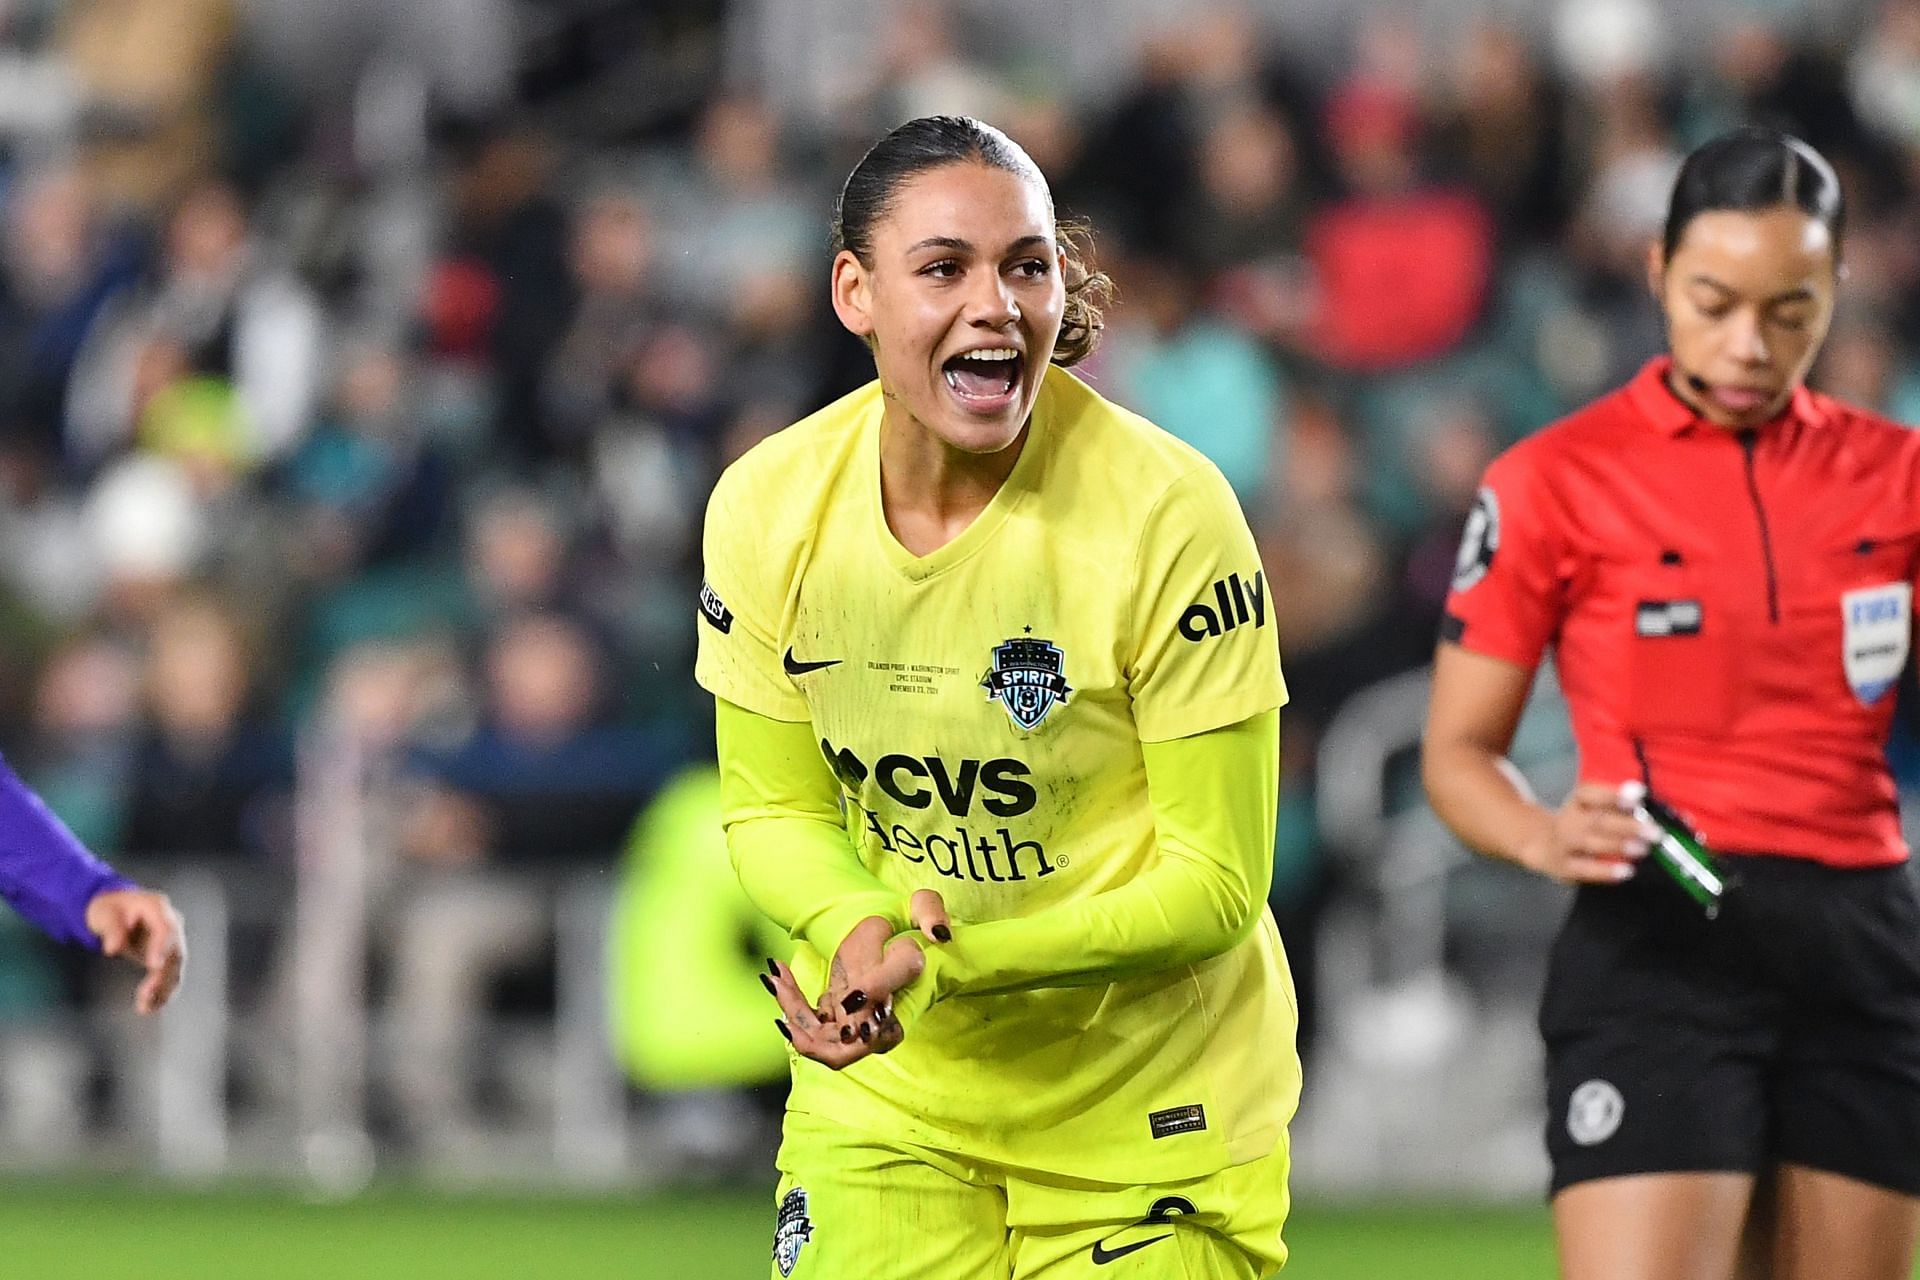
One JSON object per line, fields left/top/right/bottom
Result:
{"left": 982, "top": 634, "right": 1072, "bottom": 731}
{"left": 773, "top": 1186, "right": 814, "bottom": 1276}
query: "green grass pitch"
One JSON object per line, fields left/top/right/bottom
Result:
{"left": 0, "top": 1180, "right": 1557, "bottom": 1278}
{"left": 0, "top": 1180, "right": 1912, "bottom": 1278}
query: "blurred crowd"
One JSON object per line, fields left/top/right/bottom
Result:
{"left": 0, "top": 0, "right": 1916, "bottom": 1132}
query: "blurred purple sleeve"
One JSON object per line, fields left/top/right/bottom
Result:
{"left": 0, "top": 754, "right": 135, "bottom": 949}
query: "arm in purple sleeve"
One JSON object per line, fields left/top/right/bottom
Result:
{"left": 0, "top": 754, "right": 135, "bottom": 949}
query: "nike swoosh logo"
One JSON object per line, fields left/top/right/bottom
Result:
{"left": 1090, "top": 1233, "right": 1171, "bottom": 1265}
{"left": 783, "top": 648, "right": 843, "bottom": 676}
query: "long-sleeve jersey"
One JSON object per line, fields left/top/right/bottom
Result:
{"left": 696, "top": 365, "right": 1299, "bottom": 1181}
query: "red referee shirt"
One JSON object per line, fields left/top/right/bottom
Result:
{"left": 1443, "top": 357, "right": 1920, "bottom": 867}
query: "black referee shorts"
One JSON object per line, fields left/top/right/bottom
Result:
{"left": 1540, "top": 853, "right": 1920, "bottom": 1197}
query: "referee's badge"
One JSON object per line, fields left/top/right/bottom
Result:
{"left": 1452, "top": 487, "right": 1500, "bottom": 592}
{"left": 1842, "top": 581, "right": 1911, "bottom": 706}
{"left": 1567, "top": 1079, "right": 1625, "bottom": 1147}
{"left": 982, "top": 633, "right": 1072, "bottom": 731}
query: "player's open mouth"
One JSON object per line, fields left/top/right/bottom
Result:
{"left": 941, "top": 347, "right": 1023, "bottom": 413}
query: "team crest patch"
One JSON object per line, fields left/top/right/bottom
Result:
{"left": 1842, "top": 582, "right": 1910, "bottom": 705}
{"left": 773, "top": 1186, "right": 813, "bottom": 1276}
{"left": 981, "top": 634, "right": 1072, "bottom": 731}
{"left": 1452, "top": 487, "right": 1500, "bottom": 592}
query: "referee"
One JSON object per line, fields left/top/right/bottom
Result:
{"left": 1423, "top": 128, "right": 1920, "bottom": 1280}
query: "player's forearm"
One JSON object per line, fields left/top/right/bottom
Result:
{"left": 0, "top": 757, "right": 133, "bottom": 949}
{"left": 1420, "top": 736, "right": 1552, "bottom": 868}
{"left": 717, "top": 699, "right": 906, "bottom": 958}
{"left": 930, "top": 711, "right": 1279, "bottom": 999}
{"left": 726, "top": 814, "right": 903, "bottom": 960}
{"left": 931, "top": 851, "right": 1266, "bottom": 998}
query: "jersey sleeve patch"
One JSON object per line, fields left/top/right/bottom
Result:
{"left": 698, "top": 579, "right": 734, "bottom": 633}
{"left": 1129, "top": 467, "right": 1286, "bottom": 742}
{"left": 1451, "top": 486, "right": 1499, "bottom": 592}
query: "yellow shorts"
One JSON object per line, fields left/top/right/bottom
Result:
{"left": 768, "top": 1108, "right": 1291, "bottom": 1278}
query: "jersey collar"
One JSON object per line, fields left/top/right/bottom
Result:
{"left": 1626, "top": 356, "right": 1828, "bottom": 437}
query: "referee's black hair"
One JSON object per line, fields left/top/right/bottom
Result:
{"left": 832, "top": 115, "right": 1111, "bottom": 367}
{"left": 1662, "top": 127, "right": 1845, "bottom": 265}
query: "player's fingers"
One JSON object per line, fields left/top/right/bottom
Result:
{"left": 867, "top": 935, "right": 927, "bottom": 1002}
{"left": 93, "top": 909, "right": 128, "bottom": 958}
{"left": 779, "top": 1008, "right": 881, "bottom": 1070}
{"left": 765, "top": 959, "right": 833, "bottom": 1034}
{"left": 868, "top": 1012, "right": 905, "bottom": 1055}
{"left": 136, "top": 938, "right": 184, "bottom": 1014}
{"left": 909, "top": 889, "right": 952, "bottom": 944}
{"left": 141, "top": 902, "right": 183, "bottom": 973}
{"left": 819, "top": 917, "right": 889, "bottom": 1020}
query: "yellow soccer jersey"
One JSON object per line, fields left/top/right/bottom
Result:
{"left": 696, "top": 364, "right": 1297, "bottom": 1182}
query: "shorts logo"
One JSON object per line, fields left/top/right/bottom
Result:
{"left": 1842, "top": 581, "right": 1911, "bottom": 705}
{"left": 1567, "top": 1079, "right": 1625, "bottom": 1147}
{"left": 773, "top": 1186, "right": 813, "bottom": 1276}
{"left": 981, "top": 634, "right": 1071, "bottom": 731}
{"left": 1090, "top": 1196, "right": 1197, "bottom": 1266}
{"left": 1452, "top": 487, "right": 1500, "bottom": 592}
{"left": 698, "top": 580, "right": 734, "bottom": 634}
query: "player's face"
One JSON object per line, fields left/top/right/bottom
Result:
{"left": 832, "top": 161, "right": 1066, "bottom": 455}
{"left": 1649, "top": 204, "right": 1837, "bottom": 429}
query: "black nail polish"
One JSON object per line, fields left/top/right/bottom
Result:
{"left": 858, "top": 1021, "right": 872, "bottom": 1042}
{"left": 760, "top": 974, "right": 777, "bottom": 997}
{"left": 766, "top": 958, "right": 780, "bottom": 977}
{"left": 933, "top": 924, "right": 952, "bottom": 943}
{"left": 774, "top": 1020, "right": 792, "bottom": 1042}
{"left": 839, "top": 1025, "right": 853, "bottom": 1043}
{"left": 841, "top": 991, "right": 867, "bottom": 1013}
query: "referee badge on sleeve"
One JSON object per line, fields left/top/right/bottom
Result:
{"left": 1842, "top": 582, "right": 1911, "bottom": 705}
{"left": 1451, "top": 488, "right": 1500, "bottom": 592}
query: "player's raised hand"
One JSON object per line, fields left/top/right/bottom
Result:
{"left": 85, "top": 888, "right": 186, "bottom": 1014}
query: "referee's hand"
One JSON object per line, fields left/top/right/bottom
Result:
{"left": 1518, "top": 782, "right": 1659, "bottom": 885}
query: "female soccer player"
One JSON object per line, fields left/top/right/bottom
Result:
{"left": 1423, "top": 127, "right": 1920, "bottom": 1280}
{"left": 696, "top": 116, "right": 1299, "bottom": 1278}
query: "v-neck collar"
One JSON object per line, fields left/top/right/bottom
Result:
{"left": 865, "top": 373, "right": 1052, "bottom": 583}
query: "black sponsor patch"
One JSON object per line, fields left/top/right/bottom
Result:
{"left": 1178, "top": 571, "right": 1267, "bottom": 642}
{"left": 1148, "top": 1104, "right": 1207, "bottom": 1139}
{"left": 1635, "top": 599, "right": 1703, "bottom": 638}
{"left": 698, "top": 579, "right": 734, "bottom": 634}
